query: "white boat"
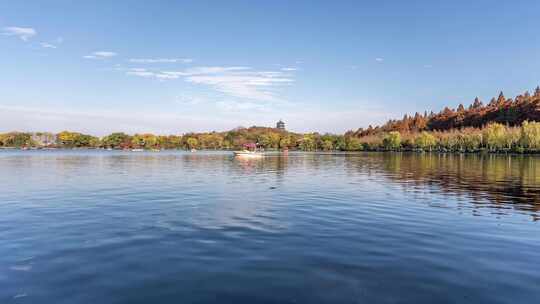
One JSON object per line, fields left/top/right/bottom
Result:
{"left": 233, "top": 150, "right": 264, "bottom": 157}
{"left": 131, "top": 148, "right": 144, "bottom": 152}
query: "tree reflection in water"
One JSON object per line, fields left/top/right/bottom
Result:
{"left": 344, "top": 152, "right": 540, "bottom": 220}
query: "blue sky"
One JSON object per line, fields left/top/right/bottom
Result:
{"left": 1, "top": 0, "right": 539, "bottom": 135}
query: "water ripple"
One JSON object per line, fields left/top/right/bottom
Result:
{"left": 0, "top": 150, "right": 539, "bottom": 303}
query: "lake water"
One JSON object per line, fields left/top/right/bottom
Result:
{"left": 1, "top": 150, "right": 539, "bottom": 303}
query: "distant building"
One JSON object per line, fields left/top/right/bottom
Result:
{"left": 276, "top": 119, "right": 286, "bottom": 130}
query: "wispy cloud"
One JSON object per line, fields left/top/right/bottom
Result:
{"left": 126, "top": 66, "right": 294, "bottom": 101}
{"left": 375, "top": 57, "right": 384, "bottom": 62}
{"left": 128, "top": 58, "right": 193, "bottom": 63}
{"left": 84, "top": 51, "right": 117, "bottom": 59}
{"left": 126, "top": 68, "right": 183, "bottom": 80}
{"left": 2, "top": 26, "right": 36, "bottom": 41}
{"left": 40, "top": 42, "right": 57, "bottom": 49}
{"left": 186, "top": 67, "right": 251, "bottom": 74}
{"left": 423, "top": 64, "right": 433, "bottom": 68}
{"left": 184, "top": 67, "right": 293, "bottom": 101}
{"left": 281, "top": 67, "right": 298, "bottom": 71}
{"left": 126, "top": 68, "right": 155, "bottom": 78}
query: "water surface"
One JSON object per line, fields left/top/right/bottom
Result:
{"left": 1, "top": 151, "right": 539, "bottom": 303}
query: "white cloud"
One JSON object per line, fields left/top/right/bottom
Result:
{"left": 155, "top": 73, "right": 180, "bottom": 80}
{"left": 129, "top": 58, "right": 193, "bottom": 63}
{"left": 281, "top": 67, "right": 298, "bottom": 71}
{"left": 95, "top": 51, "right": 117, "bottom": 57}
{"left": 185, "top": 66, "right": 250, "bottom": 74}
{"left": 126, "top": 68, "right": 181, "bottom": 80}
{"left": 40, "top": 42, "right": 57, "bottom": 49}
{"left": 84, "top": 51, "right": 117, "bottom": 59}
{"left": 160, "top": 71, "right": 188, "bottom": 78}
{"left": 424, "top": 64, "right": 433, "bottom": 68}
{"left": 2, "top": 26, "right": 36, "bottom": 41}
{"left": 375, "top": 57, "right": 384, "bottom": 62}
{"left": 184, "top": 67, "right": 293, "bottom": 101}
{"left": 125, "top": 66, "right": 294, "bottom": 101}
{"left": 127, "top": 70, "right": 155, "bottom": 78}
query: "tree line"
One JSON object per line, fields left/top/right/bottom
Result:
{"left": 0, "top": 128, "right": 353, "bottom": 151}
{"left": 344, "top": 86, "right": 540, "bottom": 153}
{"left": 1, "top": 87, "right": 539, "bottom": 153}
{"left": 352, "top": 86, "right": 540, "bottom": 135}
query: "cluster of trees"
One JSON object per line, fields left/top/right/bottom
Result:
{"left": 0, "top": 132, "right": 33, "bottom": 147}
{"left": 2, "top": 86, "right": 539, "bottom": 153}
{"left": 4, "top": 122, "right": 538, "bottom": 153}
{"left": 345, "top": 86, "right": 540, "bottom": 153}
{"left": 57, "top": 131, "right": 100, "bottom": 148}
{"left": 0, "top": 128, "right": 356, "bottom": 151}
{"left": 353, "top": 86, "right": 540, "bottom": 136}
{"left": 348, "top": 121, "right": 540, "bottom": 153}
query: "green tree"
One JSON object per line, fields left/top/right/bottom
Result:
{"left": 345, "top": 137, "right": 362, "bottom": 151}
{"left": 279, "top": 136, "right": 292, "bottom": 149}
{"left": 299, "top": 134, "right": 316, "bottom": 151}
{"left": 334, "top": 136, "right": 347, "bottom": 151}
{"left": 79, "top": 134, "right": 100, "bottom": 147}
{"left": 57, "top": 131, "right": 78, "bottom": 147}
{"left": 102, "top": 132, "right": 131, "bottom": 149}
{"left": 415, "top": 132, "right": 437, "bottom": 151}
{"left": 165, "top": 135, "right": 183, "bottom": 149}
{"left": 0, "top": 132, "right": 33, "bottom": 147}
{"left": 268, "top": 132, "right": 281, "bottom": 149}
{"left": 483, "top": 123, "right": 507, "bottom": 151}
{"left": 186, "top": 137, "right": 199, "bottom": 149}
{"left": 131, "top": 134, "right": 144, "bottom": 148}
{"left": 462, "top": 133, "right": 482, "bottom": 152}
{"left": 383, "top": 131, "right": 401, "bottom": 150}
{"left": 322, "top": 139, "right": 333, "bottom": 151}
{"left": 520, "top": 121, "right": 540, "bottom": 150}
{"left": 258, "top": 134, "right": 272, "bottom": 148}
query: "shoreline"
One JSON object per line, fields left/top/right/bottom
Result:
{"left": 1, "top": 147, "right": 539, "bottom": 156}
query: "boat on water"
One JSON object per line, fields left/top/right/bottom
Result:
{"left": 131, "top": 148, "right": 144, "bottom": 152}
{"left": 233, "top": 150, "right": 264, "bottom": 157}
{"left": 234, "top": 143, "right": 264, "bottom": 158}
